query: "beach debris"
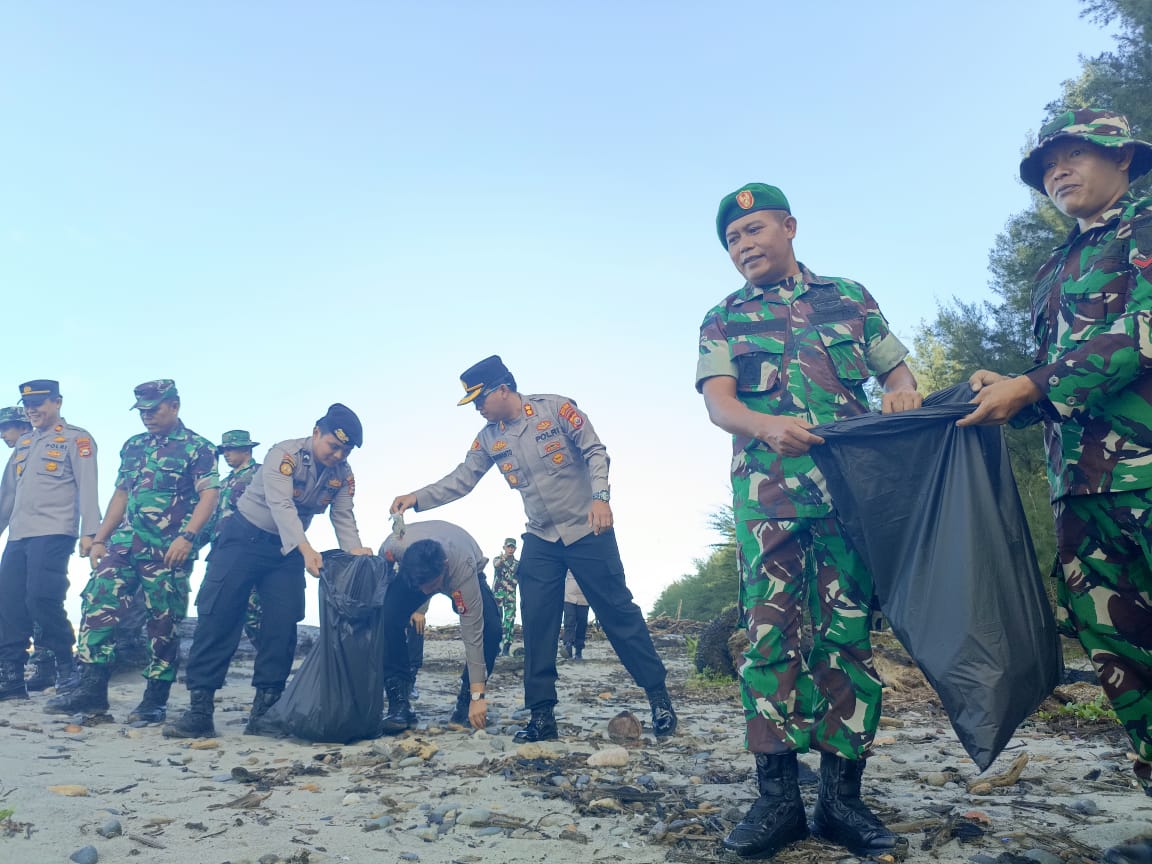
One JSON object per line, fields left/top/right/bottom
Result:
{"left": 968, "top": 753, "right": 1030, "bottom": 795}
{"left": 48, "top": 784, "right": 88, "bottom": 797}
{"left": 606, "top": 711, "right": 642, "bottom": 744}
{"left": 69, "top": 845, "right": 98, "bottom": 864}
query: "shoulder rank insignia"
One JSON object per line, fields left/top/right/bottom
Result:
{"left": 452, "top": 590, "right": 468, "bottom": 614}
{"left": 523, "top": 403, "right": 535, "bottom": 417}
{"left": 20, "top": 439, "right": 31, "bottom": 447}
{"left": 53, "top": 424, "right": 63, "bottom": 433}
{"left": 536, "top": 420, "right": 551, "bottom": 431}
{"left": 346, "top": 473, "right": 355, "bottom": 497}
{"left": 1135, "top": 253, "right": 1152, "bottom": 269}
{"left": 559, "top": 402, "right": 573, "bottom": 419}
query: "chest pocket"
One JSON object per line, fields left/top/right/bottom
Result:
{"left": 152, "top": 455, "right": 188, "bottom": 492}
{"left": 538, "top": 439, "right": 575, "bottom": 474}
{"left": 492, "top": 451, "right": 530, "bottom": 490}
{"left": 817, "top": 318, "right": 870, "bottom": 382}
{"left": 1060, "top": 262, "right": 1132, "bottom": 342}
{"left": 728, "top": 318, "right": 786, "bottom": 394}
{"left": 36, "top": 449, "right": 73, "bottom": 479}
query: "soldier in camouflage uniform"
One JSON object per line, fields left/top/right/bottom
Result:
{"left": 492, "top": 537, "right": 519, "bottom": 655}
{"left": 961, "top": 110, "right": 1152, "bottom": 864}
{"left": 46, "top": 380, "right": 219, "bottom": 723}
{"left": 0, "top": 406, "right": 32, "bottom": 449}
{"left": 202, "top": 430, "right": 263, "bottom": 648}
{"left": 698, "top": 184, "right": 921, "bottom": 860}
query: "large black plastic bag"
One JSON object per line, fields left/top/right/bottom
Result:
{"left": 809, "top": 383, "right": 1061, "bottom": 770}
{"left": 263, "top": 550, "right": 390, "bottom": 743}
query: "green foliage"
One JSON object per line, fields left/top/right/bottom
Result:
{"left": 651, "top": 507, "right": 738, "bottom": 621}
{"left": 0, "top": 809, "right": 12, "bottom": 822}
{"left": 686, "top": 668, "right": 739, "bottom": 690}
{"left": 1037, "top": 691, "right": 1117, "bottom": 723}
{"left": 684, "top": 634, "right": 699, "bottom": 661}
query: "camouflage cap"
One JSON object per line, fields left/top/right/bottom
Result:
{"left": 457, "top": 355, "right": 517, "bottom": 406}
{"left": 1020, "top": 108, "right": 1152, "bottom": 192}
{"left": 503, "top": 537, "right": 517, "bottom": 548}
{"left": 716, "top": 183, "right": 791, "bottom": 247}
{"left": 0, "top": 406, "right": 29, "bottom": 427}
{"left": 217, "top": 429, "right": 260, "bottom": 453}
{"left": 317, "top": 403, "right": 362, "bottom": 448}
{"left": 131, "top": 379, "right": 179, "bottom": 410}
{"left": 18, "top": 379, "right": 61, "bottom": 406}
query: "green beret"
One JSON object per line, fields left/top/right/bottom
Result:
{"left": 716, "top": 183, "right": 790, "bottom": 247}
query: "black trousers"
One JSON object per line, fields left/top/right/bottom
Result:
{"left": 405, "top": 622, "right": 424, "bottom": 677}
{"left": 0, "top": 534, "right": 76, "bottom": 662}
{"left": 563, "top": 602, "right": 590, "bottom": 652}
{"left": 382, "top": 571, "right": 501, "bottom": 699}
{"left": 520, "top": 530, "right": 666, "bottom": 709}
{"left": 185, "top": 514, "right": 305, "bottom": 691}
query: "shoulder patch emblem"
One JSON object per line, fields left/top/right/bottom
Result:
{"left": 559, "top": 402, "right": 574, "bottom": 420}
{"left": 279, "top": 457, "right": 295, "bottom": 476}
{"left": 471, "top": 438, "right": 481, "bottom": 450}
{"left": 492, "top": 441, "right": 508, "bottom": 452}
{"left": 568, "top": 411, "right": 584, "bottom": 429}
{"left": 347, "top": 473, "right": 355, "bottom": 497}
{"left": 1134, "top": 253, "right": 1152, "bottom": 269}
{"left": 452, "top": 590, "right": 468, "bottom": 615}
{"left": 523, "top": 403, "right": 535, "bottom": 417}
{"left": 536, "top": 420, "right": 551, "bottom": 431}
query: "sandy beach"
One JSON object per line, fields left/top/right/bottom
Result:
{"left": 1, "top": 624, "right": 1150, "bottom": 864}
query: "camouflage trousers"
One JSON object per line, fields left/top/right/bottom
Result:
{"left": 736, "top": 515, "right": 882, "bottom": 758}
{"left": 1054, "top": 490, "right": 1152, "bottom": 792}
{"left": 244, "top": 588, "right": 263, "bottom": 649}
{"left": 494, "top": 586, "right": 517, "bottom": 647}
{"left": 76, "top": 542, "right": 190, "bottom": 682}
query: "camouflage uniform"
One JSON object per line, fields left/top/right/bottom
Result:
{"left": 77, "top": 420, "right": 218, "bottom": 681}
{"left": 492, "top": 550, "right": 519, "bottom": 649}
{"left": 697, "top": 265, "right": 908, "bottom": 757}
{"left": 1016, "top": 182, "right": 1152, "bottom": 791}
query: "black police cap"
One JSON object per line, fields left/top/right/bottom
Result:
{"left": 457, "top": 355, "right": 516, "bottom": 406}
{"left": 19, "top": 379, "right": 61, "bottom": 405}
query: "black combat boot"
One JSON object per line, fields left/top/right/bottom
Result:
{"left": 513, "top": 705, "right": 558, "bottom": 743}
{"left": 1105, "top": 837, "right": 1152, "bottom": 864}
{"left": 560, "top": 642, "right": 573, "bottom": 659}
{"left": 646, "top": 684, "right": 678, "bottom": 738}
{"left": 128, "top": 678, "right": 173, "bottom": 724}
{"left": 0, "top": 659, "right": 29, "bottom": 701}
{"left": 163, "top": 689, "right": 218, "bottom": 738}
{"left": 244, "top": 687, "right": 284, "bottom": 736}
{"left": 54, "top": 655, "right": 82, "bottom": 694}
{"left": 43, "top": 663, "right": 110, "bottom": 716}
{"left": 448, "top": 690, "right": 470, "bottom": 726}
{"left": 25, "top": 651, "right": 57, "bottom": 692}
{"left": 500, "top": 642, "right": 510, "bottom": 657}
{"left": 721, "top": 752, "right": 809, "bottom": 858}
{"left": 381, "top": 679, "right": 414, "bottom": 735}
{"left": 811, "top": 752, "right": 898, "bottom": 856}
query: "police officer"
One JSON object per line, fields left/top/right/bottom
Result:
{"left": 165, "top": 404, "right": 373, "bottom": 739}
{"left": 699, "top": 184, "right": 921, "bottom": 859}
{"left": 0, "top": 381, "right": 101, "bottom": 700}
{"left": 0, "top": 406, "right": 32, "bottom": 450}
{"left": 391, "top": 355, "right": 677, "bottom": 743}
{"left": 378, "top": 519, "right": 501, "bottom": 732}
{"left": 45, "top": 379, "right": 218, "bottom": 722}
{"left": 492, "top": 537, "right": 519, "bottom": 655}
{"left": 960, "top": 109, "right": 1152, "bottom": 864}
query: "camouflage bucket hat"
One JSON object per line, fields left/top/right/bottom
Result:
{"left": 218, "top": 429, "right": 259, "bottom": 453}
{"left": 0, "top": 406, "right": 29, "bottom": 426}
{"left": 131, "top": 379, "right": 179, "bottom": 410}
{"left": 1020, "top": 108, "right": 1152, "bottom": 192}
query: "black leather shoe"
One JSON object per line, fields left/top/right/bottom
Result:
{"left": 721, "top": 753, "right": 809, "bottom": 858}
{"left": 513, "top": 706, "right": 558, "bottom": 742}
{"left": 811, "top": 752, "right": 898, "bottom": 857}
{"left": 646, "top": 684, "right": 677, "bottom": 738}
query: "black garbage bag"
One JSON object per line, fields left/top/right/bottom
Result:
{"left": 810, "top": 382, "right": 1061, "bottom": 770}
{"left": 263, "top": 550, "right": 391, "bottom": 742}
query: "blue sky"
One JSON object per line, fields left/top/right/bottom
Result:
{"left": 0, "top": 2, "right": 1116, "bottom": 625}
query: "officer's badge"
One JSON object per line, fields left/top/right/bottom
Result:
{"left": 46, "top": 449, "right": 63, "bottom": 459}
{"left": 507, "top": 474, "right": 519, "bottom": 486}
{"left": 46, "top": 462, "right": 58, "bottom": 472}
{"left": 53, "top": 424, "right": 63, "bottom": 433}
{"left": 1135, "top": 253, "right": 1152, "bottom": 269}
{"left": 452, "top": 590, "right": 468, "bottom": 614}
{"left": 536, "top": 420, "right": 551, "bottom": 431}
{"left": 501, "top": 462, "right": 513, "bottom": 472}
{"left": 493, "top": 441, "right": 507, "bottom": 452}
{"left": 544, "top": 441, "right": 561, "bottom": 454}
{"left": 328, "top": 478, "right": 343, "bottom": 488}
{"left": 736, "top": 189, "right": 755, "bottom": 210}
{"left": 19, "top": 439, "right": 30, "bottom": 447}
{"left": 333, "top": 428, "right": 349, "bottom": 444}
{"left": 551, "top": 453, "right": 564, "bottom": 465}
{"left": 523, "top": 404, "right": 535, "bottom": 418}
{"left": 53, "top": 436, "right": 66, "bottom": 443}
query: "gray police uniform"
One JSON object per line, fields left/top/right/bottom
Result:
{"left": 380, "top": 520, "right": 499, "bottom": 693}
{"left": 185, "top": 437, "right": 363, "bottom": 691}
{"left": 0, "top": 419, "right": 100, "bottom": 663}
{"left": 412, "top": 393, "right": 667, "bottom": 710}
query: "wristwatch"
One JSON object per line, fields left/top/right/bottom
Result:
{"left": 470, "top": 691, "right": 486, "bottom": 701}
{"left": 179, "top": 530, "right": 197, "bottom": 543}
{"left": 592, "top": 489, "right": 610, "bottom": 503}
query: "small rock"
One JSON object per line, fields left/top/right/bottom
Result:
{"left": 607, "top": 711, "right": 642, "bottom": 743}
{"left": 550, "top": 775, "right": 571, "bottom": 788}
{"left": 457, "top": 807, "right": 491, "bottom": 826}
{"left": 258, "top": 855, "right": 280, "bottom": 864}
{"left": 587, "top": 746, "right": 629, "bottom": 767}
{"left": 398, "top": 756, "right": 424, "bottom": 768}
{"left": 399, "top": 855, "right": 420, "bottom": 861}
{"left": 342, "top": 793, "right": 361, "bottom": 806}
{"left": 1023, "top": 850, "right": 1062, "bottom": 864}
{"left": 924, "top": 772, "right": 949, "bottom": 787}
{"left": 1068, "top": 798, "right": 1099, "bottom": 816}
{"left": 538, "top": 814, "right": 571, "bottom": 827}
{"left": 69, "top": 847, "right": 99, "bottom": 864}
{"left": 363, "top": 814, "right": 395, "bottom": 831}
{"left": 418, "top": 828, "right": 438, "bottom": 842}
{"left": 475, "top": 826, "right": 503, "bottom": 836}
{"left": 649, "top": 820, "right": 667, "bottom": 841}
{"left": 96, "top": 820, "right": 121, "bottom": 839}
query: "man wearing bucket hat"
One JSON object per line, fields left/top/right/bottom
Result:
{"left": 391, "top": 356, "right": 678, "bottom": 743}
{"left": 0, "top": 381, "right": 101, "bottom": 699}
{"left": 46, "top": 379, "right": 218, "bottom": 723}
{"left": 203, "top": 430, "right": 263, "bottom": 648}
{"left": 961, "top": 108, "right": 1152, "bottom": 864}
{"left": 698, "top": 184, "right": 921, "bottom": 859}
{"left": 0, "top": 406, "right": 31, "bottom": 450}
{"left": 165, "top": 404, "right": 373, "bottom": 739}
{"left": 492, "top": 536, "right": 519, "bottom": 656}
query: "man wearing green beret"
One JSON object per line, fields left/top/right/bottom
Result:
{"left": 960, "top": 108, "right": 1152, "bottom": 864}
{"left": 46, "top": 379, "right": 218, "bottom": 723}
{"left": 492, "top": 537, "right": 519, "bottom": 656}
{"left": 698, "top": 184, "right": 921, "bottom": 859}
